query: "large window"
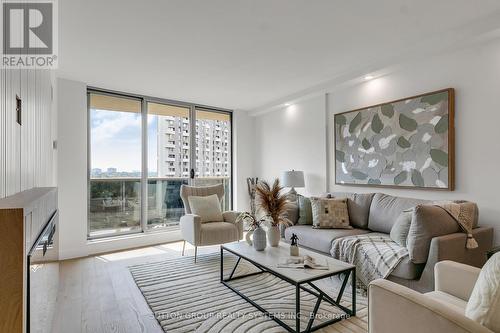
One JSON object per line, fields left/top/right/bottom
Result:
{"left": 88, "top": 90, "right": 232, "bottom": 239}
{"left": 88, "top": 94, "right": 142, "bottom": 238}
{"left": 193, "top": 108, "right": 231, "bottom": 209}
{"left": 146, "top": 102, "right": 190, "bottom": 230}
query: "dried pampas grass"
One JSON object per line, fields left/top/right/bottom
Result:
{"left": 255, "top": 178, "right": 293, "bottom": 227}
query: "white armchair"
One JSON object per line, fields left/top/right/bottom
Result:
{"left": 179, "top": 184, "right": 243, "bottom": 262}
{"left": 368, "top": 260, "right": 493, "bottom": 333}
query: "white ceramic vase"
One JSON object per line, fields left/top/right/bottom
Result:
{"left": 252, "top": 226, "right": 267, "bottom": 251}
{"left": 267, "top": 225, "right": 280, "bottom": 247}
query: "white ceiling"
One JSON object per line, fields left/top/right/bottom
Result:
{"left": 58, "top": 0, "right": 500, "bottom": 110}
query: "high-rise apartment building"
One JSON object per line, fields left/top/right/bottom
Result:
{"left": 157, "top": 115, "right": 230, "bottom": 178}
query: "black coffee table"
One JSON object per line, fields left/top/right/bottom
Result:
{"left": 220, "top": 242, "right": 356, "bottom": 333}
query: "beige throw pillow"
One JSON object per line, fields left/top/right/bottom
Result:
{"left": 310, "top": 197, "right": 351, "bottom": 229}
{"left": 188, "top": 194, "right": 223, "bottom": 223}
{"left": 406, "top": 205, "right": 461, "bottom": 264}
{"left": 390, "top": 211, "right": 413, "bottom": 247}
{"left": 465, "top": 252, "right": 500, "bottom": 332}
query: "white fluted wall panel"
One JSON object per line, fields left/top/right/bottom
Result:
{"left": 0, "top": 69, "right": 55, "bottom": 198}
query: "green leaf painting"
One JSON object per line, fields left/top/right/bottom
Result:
{"left": 368, "top": 179, "right": 381, "bottom": 185}
{"left": 336, "top": 114, "right": 347, "bottom": 126}
{"left": 381, "top": 104, "right": 394, "bottom": 118}
{"left": 394, "top": 171, "right": 408, "bottom": 185}
{"left": 335, "top": 89, "right": 453, "bottom": 189}
{"left": 362, "top": 138, "right": 371, "bottom": 150}
{"left": 397, "top": 136, "right": 411, "bottom": 148}
{"left": 371, "top": 113, "right": 383, "bottom": 133}
{"left": 349, "top": 112, "right": 362, "bottom": 133}
{"left": 421, "top": 91, "right": 448, "bottom": 105}
{"left": 352, "top": 170, "right": 368, "bottom": 180}
{"left": 411, "top": 169, "right": 425, "bottom": 187}
{"left": 335, "top": 150, "right": 345, "bottom": 162}
{"left": 434, "top": 115, "right": 448, "bottom": 134}
{"left": 399, "top": 114, "right": 418, "bottom": 132}
{"left": 430, "top": 149, "right": 448, "bottom": 166}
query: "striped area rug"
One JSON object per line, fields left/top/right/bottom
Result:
{"left": 129, "top": 253, "right": 368, "bottom": 333}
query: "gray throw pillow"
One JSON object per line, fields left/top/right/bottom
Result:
{"left": 407, "top": 205, "right": 461, "bottom": 264}
{"left": 390, "top": 211, "right": 413, "bottom": 247}
{"left": 297, "top": 195, "right": 313, "bottom": 225}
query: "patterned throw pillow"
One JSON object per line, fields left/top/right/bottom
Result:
{"left": 310, "top": 197, "right": 351, "bottom": 229}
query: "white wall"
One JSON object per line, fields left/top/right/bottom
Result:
{"left": 57, "top": 78, "right": 88, "bottom": 258}
{"left": 233, "top": 110, "right": 255, "bottom": 211}
{"left": 254, "top": 96, "right": 328, "bottom": 196}
{"left": 253, "top": 39, "right": 500, "bottom": 244}
{"left": 0, "top": 69, "right": 55, "bottom": 198}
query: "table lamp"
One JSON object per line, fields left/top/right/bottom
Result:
{"left": 281, "top": 170, "right": 305, "bottom": 196}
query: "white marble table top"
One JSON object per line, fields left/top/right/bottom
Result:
{"left": 222, "top": 242, "right": 354, "bottom": 283}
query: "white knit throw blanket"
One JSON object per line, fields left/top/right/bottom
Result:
{"left": 330, "top": 233, "right": 408, "bottom": 289}
{"left": 433, "top": 200, "right": 479, "bottom": 249}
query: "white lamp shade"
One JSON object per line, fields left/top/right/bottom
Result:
{"left": 281, "top": 170, "right": 305, "bottom": 188}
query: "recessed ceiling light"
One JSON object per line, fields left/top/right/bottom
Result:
{"left": 364, "top": 75, "right": 374, "bottom": 81}
{"left": 284, "top": 103, "right": 291, "bottom": 107}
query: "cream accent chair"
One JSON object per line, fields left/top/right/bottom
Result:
{"left": 369, "top": 260, "right": 494, "bottom": 333}
{"left": 179, "top": 184, "right": 243, "bottom": 263}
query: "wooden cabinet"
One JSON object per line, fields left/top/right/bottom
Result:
{"left": 0, "top": 188, "right": 58, "bottom": 333}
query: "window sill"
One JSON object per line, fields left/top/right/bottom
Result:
{"left": 87, "top": 226, "right": 180, "bottom": 242}
{"left": 85, "top": 228, "right": 182, "bottom": 257}
{"left": 87, "top": 228, "right": 176, "bottom": 243}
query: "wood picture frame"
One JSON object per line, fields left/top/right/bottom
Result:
{"left": 334, "top": 88, "right": 455, "bottom": 190}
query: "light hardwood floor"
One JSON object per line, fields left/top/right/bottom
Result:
{"left": 52, "top": 241, "right": 368, "bottom": 333}
{"left": 52, "top": 241, "right": 219, "bottom": 333}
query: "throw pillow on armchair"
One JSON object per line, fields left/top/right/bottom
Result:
{"left": 465, "top": 252, "right": 500, "bottom": 332}
{"left": 187, "top": 194, "right": 223, "bottom": 223}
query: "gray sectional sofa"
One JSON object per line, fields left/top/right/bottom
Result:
{"left": 284, "top": 192, "right": 494, "bottom": 292}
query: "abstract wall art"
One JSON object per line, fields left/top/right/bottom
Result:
{"left": 334, "top": 88, "right": 454, "bottom": 190}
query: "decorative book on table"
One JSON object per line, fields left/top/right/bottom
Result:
{"left": 277, "top": 255, "right": 329, "bottom": 270}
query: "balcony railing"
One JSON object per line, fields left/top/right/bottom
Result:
{"left": 88, "top": 176, "right": 231, "bottom": 238}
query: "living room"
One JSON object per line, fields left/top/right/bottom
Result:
{"left": 1, "top": 1, "right": 499, "bottom": 333}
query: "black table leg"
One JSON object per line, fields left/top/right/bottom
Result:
{"left": 220, "top": 247, "right": 223, "bottom": 281}
{"left": 306, "top": 282, "right": 352, "bottom": 316}
{"left": 228, "top": 257, "right": 241, "bottom": 280}
{"left": 296, "top": 284, "right": 300, "bottom": 333}
{"left": 351, "top": 268, "right": 356, "bottom": 316}
{"left": 336, "top": 271, "right": 350, "bottom": 304}
{"left": 305, "top": 293, "right": 323, "bottom": 332}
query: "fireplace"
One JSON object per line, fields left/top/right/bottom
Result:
{"left": 27, "top": 211, "right": 59, "bottom": 333}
